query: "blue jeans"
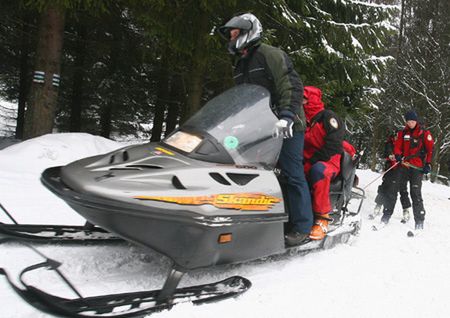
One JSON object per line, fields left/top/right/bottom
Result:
{"left": 278, "top": 131, "right": 313, "bottom": 233}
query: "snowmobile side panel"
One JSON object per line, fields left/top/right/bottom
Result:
{"left": 42, "top": 166, "right": 287, "bottom": 270}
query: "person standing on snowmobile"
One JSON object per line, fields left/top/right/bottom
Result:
{"left": 302, "top": 86, "right": 345, "bottom": 240}
{"left": 371, "top": 129, "right": 412, "bottom": 222}
{"left": 380, "top": 110, "right": 434, "bottom": 230}
{"left": 219, "top": 13, "right": 313, "bottom": 245}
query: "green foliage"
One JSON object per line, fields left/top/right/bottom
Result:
{"left": 375, "top": 0, "right": 450, "bottom": 161}
{"left": 0, "top": 0, "right": 399, "bottom": 141}
{"left": 0, "top": 2, "right": 37, "bottom": 102}
{"left": 22, "top": 0, "right": 112, "bottom": 12}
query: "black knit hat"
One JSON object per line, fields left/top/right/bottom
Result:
{"left": 404, "top": 110, "right": 418, "bottom": 121}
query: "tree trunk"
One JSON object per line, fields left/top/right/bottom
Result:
{"left": 165, "top": 74, "right": 183, "bottom": 136}
{"left": 150, "top": 61, "right": 169, "bottom": 142}
{"left": 369, "top": 111, "right": 384, "bottom": 171}
{"left": 397, "top": 0, "right": 405, "bottom": 59}
{"left": 180, "top": 11, "right": 209, "bottom": 123}
{"left": 99, "top": 18, "right": 119, "bottom": 139}
{"left": 23, "top": 6, "right": 65, "bottom": 140}
{"left": 16, "top": 11, "right": 33, "bottom": 139}
{"left": 69, "top": 21, "right": 87, "bottom": 132}
{"left": 100, "top": 104, "right": 112, "bottom": 138}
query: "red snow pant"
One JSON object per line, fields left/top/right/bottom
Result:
{"left": 304, "top": 154, "right": 341, "bottom": 215}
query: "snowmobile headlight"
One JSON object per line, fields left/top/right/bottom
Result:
{"left": 164, "top": 131, "right": 203, "bottom": 153}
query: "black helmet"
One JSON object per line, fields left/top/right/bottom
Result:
{"left": 218, "top": 13, "right": 263, "bottom": 54}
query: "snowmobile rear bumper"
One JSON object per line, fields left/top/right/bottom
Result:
{"left": 41, "top": 166, "right": 287, "bottom": 270}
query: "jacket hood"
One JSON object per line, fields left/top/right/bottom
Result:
{"left": 303, "top": 86, "right": 325, "bottom": 121}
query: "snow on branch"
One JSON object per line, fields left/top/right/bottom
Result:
{"left": 342, "top": 0, "right": 400, "bottom": 10}
{"left": 326, "top": 19, "right": 397, "bottom": 31}
{"left": 305, "top": 17, "right": 397, "bottom": 33}
{"left": 321, "top": 37, "right": 344, "bottom": 58}
{"left": 277, "top": 3, "right": 301, "bottom": 24}
{"left": 365, "top": 55, "right": 395, "bottom": 63}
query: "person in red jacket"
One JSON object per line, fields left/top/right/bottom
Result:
{"left": 381, "top": 110, "right": 434, "bottom": 230}
{"left": 303, "top": 86, "right": 345, "bottom": 240}
{"left": 370, "top": 129, "right": 412, "bottom": 222}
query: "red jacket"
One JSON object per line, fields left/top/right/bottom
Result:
{"left": 303, "top": 86, "right": 344, "bottom": 164}
{"left": 394, "top": 123, "right": 433, "bottom": 168}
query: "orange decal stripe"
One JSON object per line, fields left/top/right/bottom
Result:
{"left": 134, "top": 193, "right": 282, "bottom": 211}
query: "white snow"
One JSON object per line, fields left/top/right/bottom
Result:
{"left": 351, "top": 34, "right": 363, "bottom": 50}
{"left": 1, "top": 133, "right": 450, "bottom": 318}
{"left": 343, "top": 0, "right": 400, "bottom": 10}
{"left": 321, "top": 37, "right": 344, "bottom": 58}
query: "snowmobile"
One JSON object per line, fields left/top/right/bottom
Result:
{"left": 1, "top": 84, "right": 364, "bottom": 317}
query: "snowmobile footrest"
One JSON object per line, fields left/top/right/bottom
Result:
{"left": 0, "top": 202, "right": 122, "bottom": 243}
{"left": 0, "top": 222, "right": 123, "bottom": 243}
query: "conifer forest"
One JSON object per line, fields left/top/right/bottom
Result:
{"left": 0, "top": 0, "right": 449, "bottom": 177}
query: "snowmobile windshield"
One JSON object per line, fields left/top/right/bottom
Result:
{"left": 163, "top": 84, "right": 282, "bottom": 167}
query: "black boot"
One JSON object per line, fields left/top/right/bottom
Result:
{"left": 381, "top": 214, "right": 390, "bottom": 224}
{"left": 285, "top": 232, "right": 309, "bottom": 246}
{"left": 415, "top": 221, "right": 424, "bottom": 230}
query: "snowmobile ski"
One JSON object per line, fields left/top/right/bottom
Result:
{"left": 0, "top": 239, "right": 251, "bottom": 317}
{"left": 0, "top": 203, "right": 122, "bottom": 243}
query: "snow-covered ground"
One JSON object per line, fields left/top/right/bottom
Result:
{"left": 1, "top": 133, "right": 449, "bottom": 318}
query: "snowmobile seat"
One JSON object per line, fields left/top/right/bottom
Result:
{"left": 329, "top": 152, "right": 354, "bottom": 193}
{"left": 329, "top": 151, "right": 357, "bottom": 214}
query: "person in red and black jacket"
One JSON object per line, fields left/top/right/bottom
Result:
{"left": 303, "top": 86, "right": 345, "bottom": 240}
{"left": 371, "top": 129, "right": 411, "bottom": 222}
{"left": 381, "top": 110, "right": 434, "bottom": 230}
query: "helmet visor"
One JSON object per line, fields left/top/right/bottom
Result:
{"left": 218, "top": 16, "right": 252, "bottom": 39}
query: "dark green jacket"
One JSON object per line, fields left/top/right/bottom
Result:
{"left": 233, "top": 43, "right": 306, "bottom": 131}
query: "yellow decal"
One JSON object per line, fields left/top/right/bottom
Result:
{"left": 134, "top": 193, "right": 282, "bottom": 211}
{"left": 155, "top": 147, "right": 174, "bottom": 155}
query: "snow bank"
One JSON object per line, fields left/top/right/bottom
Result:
{"left": 0, "top": 133, "right": 125, "bottom": 224}
{"left": 0, "top": 133, "right": 122, "bottom": 173}
{"left": 1, "top": 133, "right": 450, "bottom": 318}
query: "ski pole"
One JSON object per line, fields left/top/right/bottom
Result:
{"left": 401, "top": 161, "right": 438, "bottom": 177}
{"left": 362, "top": 161, "right": 400, "bottom": 190}
{"left": 401, "top": 161, "right": 425, "bottom": 171}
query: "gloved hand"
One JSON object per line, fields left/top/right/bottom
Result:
{"left": 274, "top": 118, "right": 294, "bottom": 139}
{"left": 422, "top": 163, "right": 431, "bottom": 174}
{"left": 395, "top": 155, "right": 403, "bottom": 163}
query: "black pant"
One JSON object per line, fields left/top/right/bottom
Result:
{"left": 383, "top": 166, "right": 425, "bottom": 222}
{"left": 375, "top": 168, "right": 411, "bottom": 209}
